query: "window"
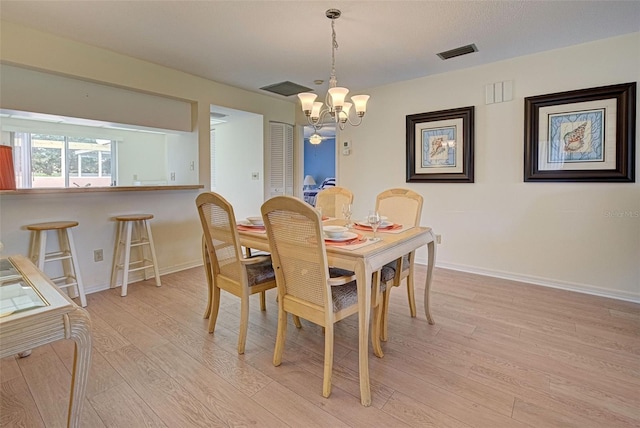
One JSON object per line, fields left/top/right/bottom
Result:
{"left": 12, "top": 132, "right": 116, "bottom": 188}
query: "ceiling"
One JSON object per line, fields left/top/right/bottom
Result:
{"left": 1, "top": 1, "right": 639, "bottom": 102}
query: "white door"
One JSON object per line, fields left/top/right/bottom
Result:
{"left": 269, "top": 122, "right": 294, "bottom": 197}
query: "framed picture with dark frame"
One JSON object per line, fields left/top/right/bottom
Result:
{"left": 406, "top": 106, "right": 474, "bottom": 183}
{"left": 524, "top": 82, "right": 636, "bottom": 182}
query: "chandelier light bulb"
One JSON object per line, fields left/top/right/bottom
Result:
{"left": 351, "top": 95, "right": 370, "bottom": 116}
{"left": 298, "top": 93, "right": 318, "bottom": 115}
{"left": 311, "top": 102, "right": 323, "bottom": 120}
{"left": 339, "top": 102, "right": 353, "bottom": 123}
{"left": 328, "top": 87, "right": 349, "bottom": 110}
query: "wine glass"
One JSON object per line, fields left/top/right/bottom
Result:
{"left": 342, "top": 203, "right": 353, "bottom": 228}
{"left": 367, "top": 210, "right": 382, "bottom": 241}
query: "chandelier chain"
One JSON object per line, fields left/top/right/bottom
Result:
{"left": 330, "top": 19, "right": 338, "bottom": 87}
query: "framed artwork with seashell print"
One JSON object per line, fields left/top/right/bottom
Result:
{"left": 406, "top": 106, "right": 474, "bottom": 183}
{"left": 524, "top": 82, "right": 635, "bottom": 182}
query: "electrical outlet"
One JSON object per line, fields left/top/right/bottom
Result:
{"left": 94, "top": 249, "right": 103, "bottom": 262}
{"left": 170, "top": 172, "right": 176, "bottom": 181}
{"left": 436, "top": 234, "right": 442, "bottom": 244}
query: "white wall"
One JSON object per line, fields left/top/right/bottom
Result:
{"left": 166, "top": 132, "right": 199, "bottom": 186}
{"left": 0, "top": 20, "right": 295, "bottom": 294}
{"left": 212, "top": 114, "right": 265, "bottom": 219}
{"left": 339, "top": 33, "right": 640, "bottom": 302}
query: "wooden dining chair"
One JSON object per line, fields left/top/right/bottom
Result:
{"left": 196, "top": 192, "right": 277, "bottom": 354}
{"left": 314, "top": 186, "right": 354, "bottom": 218}
{"left": 376, "top": 188, "right": 424, "bottom": 341}
{"left": 261, "top": 195, "right": 381, "bottom": 398}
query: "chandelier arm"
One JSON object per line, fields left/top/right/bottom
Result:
{"left": 346, "top": 114, "right": 364, "bottom": 127}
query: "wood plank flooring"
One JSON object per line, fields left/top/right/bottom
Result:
{"left": 1, "top": 266, "right": 639, "bottom": 427}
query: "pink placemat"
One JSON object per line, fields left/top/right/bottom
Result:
{"left": 237, "top": 225, "right": 266, "bottom": 234}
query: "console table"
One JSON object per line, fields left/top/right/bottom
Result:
{"left": 0, "top": 255, "right": 92, "bottom": 428}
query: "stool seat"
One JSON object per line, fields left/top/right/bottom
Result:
{"left": 27, "top": 221, "right": 79, "bottom": 231}
{"left": 26, "top": 220, "right": 86, "bottom": 307}
{"left": 114, "top": 214, "right": 153, "bottom": 222}
{"left": 111, "top": 214, "right": 161, "bottom": 296}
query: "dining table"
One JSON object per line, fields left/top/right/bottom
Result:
{"left": 237, "top": 218, "right": 437, "bottom": 406}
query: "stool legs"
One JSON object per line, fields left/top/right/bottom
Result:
{"left": 28, "top": 228, "right": 87, "bottom": 308}
{"left": 111, "top": 218, "right": 161, "bottom": 297}
{"left": 144, "top": 220, "right": 161, "bottom": 288}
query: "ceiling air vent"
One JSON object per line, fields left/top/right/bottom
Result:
{"left": 437, "top": 44, "right": 478, "bottom": 60}
{"left": 260, "top": 81, "right": 313, "bottom": 97}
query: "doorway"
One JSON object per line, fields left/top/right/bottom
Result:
{"left": 303, "top": 125, "right": 336, "bottom": 195}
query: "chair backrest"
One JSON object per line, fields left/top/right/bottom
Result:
{"left": 376, "top": 188, "right": 423, "bottom": 227}
{"left": 315, "top": 186, "right": 354, "bottom": 218}
{"left": 195, "top": 192, "right": 244, "bottom": 284}
{"left": 261, "top": 196, "right": 331, "bottom": 310}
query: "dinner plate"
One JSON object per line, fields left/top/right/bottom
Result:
{"left": 324, "top": 231, "right": 358, "bottom": 242}
{"left": 237, "top": 220, "right": 265, "bottom": 228}
{"left": 355, "top": 221, "right": 393, "bottom": 229}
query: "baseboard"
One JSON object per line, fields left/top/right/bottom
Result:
{"left": 416, "top": 257, "right": 640, "bottom": 304}
{"left": 85, "top": 257, "right": 639, "bottom": 305}
{"left": 83, "top": 259, "right": 203, "bottom": 295}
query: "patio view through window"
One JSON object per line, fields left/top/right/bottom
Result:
{"left": 12, "top": 133, "right": 115, "bottom": 188}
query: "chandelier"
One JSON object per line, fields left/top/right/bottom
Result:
{"left": 309, "top": 133, "right": 323, "bottom": 145}
{"left": 298, "top": 9, "right": 370, "bottom": 132}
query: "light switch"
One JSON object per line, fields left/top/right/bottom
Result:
{"left": 485, "top": 84, "right": 495, "bottom": 104}
{"left": 503, "top": 80, "right": 513, "bottom": 101}
{"left": 494, "top": 81, "right": 503, "bottom": 103}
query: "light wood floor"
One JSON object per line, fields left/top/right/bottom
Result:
{"left": 2, "top": 265, "right": 639, "bottom": 427}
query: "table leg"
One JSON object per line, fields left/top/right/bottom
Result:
{"left": 356, "top": 261, "right": 372, "bottom": 406}
{"left": 65, "top": 308, "right": 92, "bottom": 428}
{"left": 424, "top": 232, "right": 437, "bottom": 325}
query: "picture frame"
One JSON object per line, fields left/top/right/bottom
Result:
{"left": 406, "top": 106, "right": 474, "bottom": 183}
{"left": 524, "top": 82, "right": 636, "bottom": 182}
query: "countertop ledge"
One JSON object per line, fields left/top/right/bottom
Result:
{"left": 0, "top": 185, "right": 204, "bottom": 195}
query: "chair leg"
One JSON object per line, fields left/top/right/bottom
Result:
{"left": 237, "top": 292, "right": 249, "bottom": 354}
{"left": 407, "top": 270, "right": 417, "bottom": 318}
{"left": 202, "top": 236, "right": 212, "bottom": 319}
{"left": 381, "top": 286, "right": 392, "bottom": 342}
{"left": 260, "top": 291, "right": 266, "bottom": 311}
{"left": 322, "top": 322, "right": 334, "bottom": 398}
{"left": 273, "top": 306, "right": 288, "bottom": 366}
{"left": 207, "top": 284, "right": 221, "bottom": 333}
{"left": 370, "top": 271, "right": 384, "bottom": 358}
{"left": 293, "top": 315, "right": 302, "bottom": 328}
{"left": 372, "top": 300, "right": 384, "bottom": 358}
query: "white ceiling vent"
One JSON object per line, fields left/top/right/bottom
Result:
{"left": 437, "top": 44, "right": 478, "bottom": 60}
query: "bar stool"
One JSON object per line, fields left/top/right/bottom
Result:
{"left": 26, "top": 221, "right": 87, "bottom": 307}
{"left": 110, "top": 214, "right": 161, "bottom": 296}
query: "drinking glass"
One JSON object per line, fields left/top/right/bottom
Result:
{"left": 367, "top": 210, "right": 382, "bottom": 241}
{"left": 342, "top": 203, "right": 353, "bottom": 228}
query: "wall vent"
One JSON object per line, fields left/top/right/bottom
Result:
{"left": 437, "top": 44, "right": 478, "bottom": 60}
{"left": 260, "top": 81, "right": 312, "bottom": 97}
